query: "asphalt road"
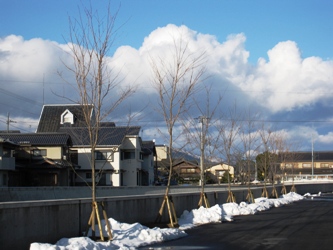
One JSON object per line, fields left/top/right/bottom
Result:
{"left": 140, "top": 194, "right": 333, "bottom": 250}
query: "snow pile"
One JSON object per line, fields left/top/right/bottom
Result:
{"left": 30, "top": 192, "right": 306, "bottom": 250}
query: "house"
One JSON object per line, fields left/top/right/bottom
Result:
{"left": 0, "top": 137, "right": 18, "bottom": 186}
{"left": 0, "top": 132, "right": 74, "bottom": 186}
{"left": 205, "top": 163, "right": 234, "bottom": 184}
{"left": 141, "top": 140, "right": 157, "bottom": 185}
{"left": 280, "top": 151, "right": 333, "bottom": 179}
{"left": 36, "top": 104, "right": 155, "bottom": 186}
{"left": 172, "top": 158, "right": 201, "bottom": 184}
{"left": 155, "top": 144, "right": 199, "bottom": 180}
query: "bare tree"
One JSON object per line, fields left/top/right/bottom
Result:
{"left": 151, "top": 33, "right": 206, "bottom": 227}
{"left": 61, "top": 2, "right": 135, "bottom": 239}
{"left": 279, "top": 141, "right": 302, "bottom": 193}
{"left": 215, "top": 103, "right": 242, "bottom": 203}
{"left": 182, "top": 85, "right": 223, "bottom": 207}
{"left": 257, "top": 124, "right": 273, "bottom": 198}
{"left": 267, "top": 130, "right": 286, "bottom": 198}
{"left": 238, "top": 109, "right": 261, "bottom": 203}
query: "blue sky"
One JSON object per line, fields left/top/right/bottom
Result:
{"left": 1, "top": 0, "right": 333, "bottom": 153}
{"left": 1, "top": 0, "right": 332, "bottom": 62}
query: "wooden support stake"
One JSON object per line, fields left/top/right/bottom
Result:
{"left": 261, "top": 187, "right": 269, "bottom": 198}
{"left": 281, "top": 185, "right": 287, "bottom": 195}
{"left": 270, "top": 187, "right": 278, "bottom": 198}
{"left": 169, "top": 196, "right": 179, "bottom": 227}
{"left": 204, "top": 193, "right": 210, "bottom": 208}
{"left": 94, "top": 202, "right": 104, "bottom": 241}
{"left": 165, "top": 196, "right": 174, "bottom": 227}
{"left": 246, "top": 189, "right": 254, "bottom": 203}
{"left": 87, "top": 201, "right": 112, "bottom": 242}
{"left": 86, "top": 208, "right": 94, "bottom": 237}
{"left": 226, "top": 191, "right": 236, "bottom": 203}
{"left": 91, "top": 205, "right": 96, "bottom": 239}
{"left": 155, "top": 196, "right": 166, "bottom": 223}
{"left": 290, "top": 184, "right": 297, "bottom": 193}
{"left": 101, "top": 202, "right": 113, "bottom": 240}
{"left": 198, "top": 192, "right": 210, "bottom": 208}
{"left": 156, "top": 195, "right": 178, "bottom": 228}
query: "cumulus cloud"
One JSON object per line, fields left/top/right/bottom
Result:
{"left": 239, "top": 41, "right": 333, "bottom": 112}
{"left": 1, "top": 24, "right": 333, "bottom": 150}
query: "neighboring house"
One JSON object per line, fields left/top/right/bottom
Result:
{"left": 156, "top": 144, "right": 199, "bottom": 162}
{"left": 281, "top": 151, "right": 333, "bottom": 178}
{"left": 36, "top": 104, "right": 155, "bottom": 186}
{"left": 205, "top": 163, "right": 234, "bottom": 184}
{"left": 0, "top": 133, "right": 73, "bottom": 186}
{"left": 141, "top": 140, "right": 157, "bottom": 186}
{"left": 0, "top": 137, "right": 18, "bottom": 186}
{"left": 155, "top": 144, "right": 199, "bottom": 180}
{"left": 172, "top": 158, "right": 200, "bottom": 184}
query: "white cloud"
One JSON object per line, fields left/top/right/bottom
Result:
{"left": 317, "top": 132, "right": 333, "bottom": 144}
{"left": 239, "top": 41, "right": 333, "bottom": 112}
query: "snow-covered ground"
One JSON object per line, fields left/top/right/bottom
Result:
{"left": 30, "top": 192, "right": 309, "bottom": 250}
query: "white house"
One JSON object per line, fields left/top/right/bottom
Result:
{"left": 36, "top": 104, "right": 155, "bottom": 187}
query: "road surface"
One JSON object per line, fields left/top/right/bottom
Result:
{"left": 141, "top": 194, "right": 333, "bottom": 250}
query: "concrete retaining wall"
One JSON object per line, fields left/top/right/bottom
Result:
{"left": 1, "top": 183, "right": 332, "bottom": 250}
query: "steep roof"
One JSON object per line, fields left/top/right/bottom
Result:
{"left": 59, "top": 126, "right": 141, "bottom": 147}
{"left": 0, "top": 133, "right": 72, "bottom": 146}
{"left": 37, "top": 104, "right": 94, "bottom": 133}
{"left": 173, "top": 158, "right": 199, "bottom": 167}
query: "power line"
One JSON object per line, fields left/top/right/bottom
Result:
{"left": 0, "top": 87, "right": 43, "bottom": 106}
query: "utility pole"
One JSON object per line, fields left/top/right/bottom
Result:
{"left": 199, "top": 116, "right": 206, "bottom": 187}
{"left": 311, "top": 133, "right": 314, "bottom": 179}
{"left": 6, "top": 113, "right": 16, "bottom": 132}
{"left": 197, "top": 116, "right": 210, "bottom": 208}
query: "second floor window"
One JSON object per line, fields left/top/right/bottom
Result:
{"left": 95, "top": 151, "right": 114, "bottom": 161}
{"left": 302, "top": 163, "right": 311, "bottom": 168}
{"left": 121, "top": 150, "right": 135, "bottom": 160}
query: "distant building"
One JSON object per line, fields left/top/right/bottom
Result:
{"left": 280, "top": 151, "right": 333, "bottom": 179}
{"left": 205, "top": 163, "right": 234, "bottom": 184}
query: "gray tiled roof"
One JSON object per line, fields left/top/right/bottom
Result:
{"left": 289, "top": 151, "right": 333, "bottom": 162}
{"left": 0, "top": 133, "right": 72, "bottom": 146}
{"left": 59, "top": 126, "right": 141, "bottom": 147}
{"left": 37, "top": 104, "right": 94, "bottom": 132}
{"left": 142, "top": 140, "right": 156, "bottom": 155}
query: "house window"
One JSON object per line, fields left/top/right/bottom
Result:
{"left": 121, "top": 150, "right": 135, "bottom": 160}
{"left": 60, "top": 109, "right": 74, "bottom": 124}
{"left": 321, "top": 163, "right": 330, "bottom": 168}
{"left": 86, "top": 173, "right": 92, "bottom": 179}
{"left": 181, "top": 168, "right": 195, "bottom": 173}
{"left": 302, "top": 163, "right": 311, "bottom": 168}
{"left": 285, "top": 163, "right": 293, "bottom": 168}
{"left": 95, "top": 151, "right": 114, "bottom": 161}
{"left": 32, "top": 149, "right": 47, "bottom": 157}
{"left": 216, "top": 170, "right": 224, "bottom": 176}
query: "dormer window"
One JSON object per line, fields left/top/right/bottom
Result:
{"left": 60, "top": 109, "right": 75, "bottom": 124}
